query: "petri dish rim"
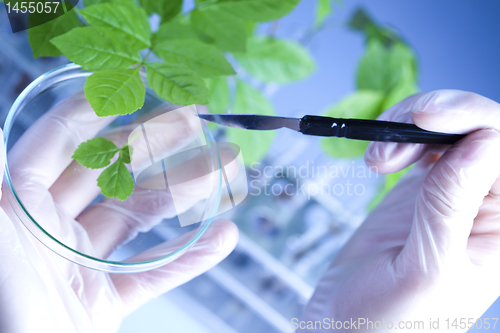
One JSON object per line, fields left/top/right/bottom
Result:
{"left": 2, "top": 63, "right": 223, "bottom": 273}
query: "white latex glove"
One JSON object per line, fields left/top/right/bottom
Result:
{"left": 299, "top": 90, "right": 500, "bottom": 332}
{"left": 0, "top": 95, "right": 239, "bottom": 332}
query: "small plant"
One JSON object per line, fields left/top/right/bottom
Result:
{"left": 26, "top": 0, "right": 418, "bottom": 207}
{"left": 71, "top": 137, "right": 134, "bottom": 200}
{"left": 27, "top": 0, "right": 316, "bottom": 200}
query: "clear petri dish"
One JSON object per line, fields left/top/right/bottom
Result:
{"left": 2, "top": 63, "right": 224, "bottom": 273}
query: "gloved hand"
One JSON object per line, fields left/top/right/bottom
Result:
{"left": 299, "top": 90, "right": 500, "bottom": 332}
{"left": 0, "top": 94, "right": 239, "bottom": 332}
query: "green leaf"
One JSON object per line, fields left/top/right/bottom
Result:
{"left": 146, "top": 62, "right": 209, "bottom": 105}
{"left": 348, "top": 7, "right": 374, "bottom": 32}
{"left": 321, "top": 91, "right": 385, "bottom": 158}
{"left": 191, "top": 6, "right": 247, "bottom": 52}
{"left": 315, "top": 0, "right": 331, "bottom": 27}
{"left": 357, "top": 40, "right": 417, "bottom": 93}
{"left": 356, "top": 40, "right": 388, "bottom": 91}
{"left": 235, "top": 37, "right": 315, "bottom": 83}
{"left": 79, "top": 3, "right": 151, "bottom": 49}
{"left": 120, "top": 145, "right": 132, "bottom": 164}
{"left": 97, "top": 158, "right": 134, "bottom": 200}
{"left": 84, "top": 0, "right": 136, "bottom": 6}
{"left": 381, "top": 71, "right": 418, "bottom": 110}
{"left": 348, "top": 8, "right": 398, "bottom": 46}
{"left": 245, "top": 21, "right": 257, "bottom": 36}
{"left": 154, "top": 39, "right": 235, "bottom": 78}
{"left": 28, "top": 9, "right": 82, "bottom": 58}
{"left": 216, "top": 0, "right": 300, "bottom": 22}
{"left": 205, "top": 77, "right": 229, "bottom": 113}
{"left": 386, "top": 42, "right": 418, "bottom": 90}
{"left": 50, "top": 27, "right": 142, "bottom": 71}
{"left": 139, "top": 0, "right": 183, "bottom": 22}
{"left": 226, "top": 80, "right": 275, "bottom": 165}
{"left": 72, "top": 137, "right": 119, "bottom": 169}
{"left": 85, "top": 68, "right": 146, "bottom": 117}
{"left": 84, "top": 0, "right": 105, "bottom": 5}
{"left": 153, "top": 20, "right": 197, "bottom": 44}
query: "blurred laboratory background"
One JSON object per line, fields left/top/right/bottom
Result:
{"left": 1, "top": 0, "right": 500, "bottom": 332}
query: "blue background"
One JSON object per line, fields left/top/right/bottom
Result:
{"left": 272, "top": 0, "right": 500, "bottom": 118}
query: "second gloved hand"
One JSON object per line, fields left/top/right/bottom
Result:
{"left": 0, "top": 95, "right": 239, "bottom": 333}
{"left": 299, "top": 90, "right": 500, "bottom": 332}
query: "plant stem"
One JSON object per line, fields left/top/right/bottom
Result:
{"left": 125, "top": 132, "right": 140, "bottom": 146}
{"left": 268, "top": 20, "right": 281, "bottom": 37}
{"left": 141, "top": 50, "right": 152, "bottom": 66}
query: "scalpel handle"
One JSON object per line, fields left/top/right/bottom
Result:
{"left": 299, "top": 115, "right": 466, "bottom": 144}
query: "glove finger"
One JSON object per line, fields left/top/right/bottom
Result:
{"left": 110, "top": 219, "right": 238, "bottom": 316}
{"left": 410, "top": 89, "right": 500, "bottom": 133}
{"left": 366, "top": 90, "right": 500, "bottom": 174}
{"left": 76, "top": 145, "right": 241, "bottom": 258}
{"left": 365, "top": 93, "right": 432, "bottom": 174}
{"left": 49, "top": 105, "right": 202, "bottom": 218}
{"left": 465, "top": 172, "right": 500, "bottom": 266}
{"left": 396, "top": 128, "right": 500, "bottom": 273}
{"left": 8, "top": 93, "right": 115, "bottom": 190}
{"left": 468, "top": 173, "right": 500, "bottom": 238}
